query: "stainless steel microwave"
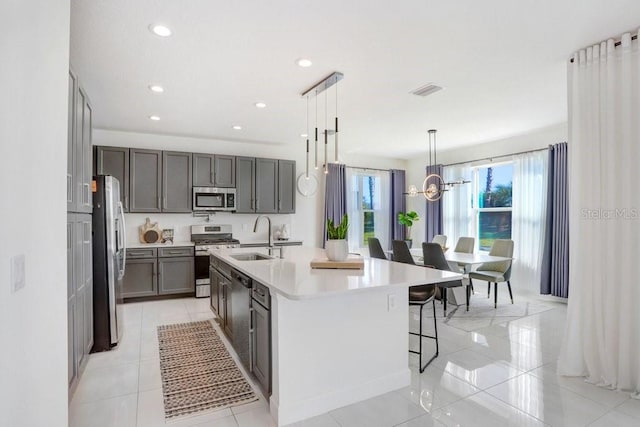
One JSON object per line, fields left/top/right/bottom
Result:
{"left": 193, "top": 187, "right": 236, "bottom": 212}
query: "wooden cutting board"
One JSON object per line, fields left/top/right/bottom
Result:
{"left": 310, "top": 256, "right": 364, "bottom": 269}
{"left": 139, "top": 217, "right": 163, "bottom": 244}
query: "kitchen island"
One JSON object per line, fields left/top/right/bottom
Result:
{"left": 209, "top": 246, "right": 461, "bottom": 426}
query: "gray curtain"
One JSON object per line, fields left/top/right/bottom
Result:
{"left": 390, "top": 169, "right": 406, "bottom": 243}
{"left": 425, "top": 164, "right": 443, "bottom": 243}
{"left": 540, "top": 142, "right": 569, "bottom": 297}
{"left": 323, "top": 163, "right": 347, "bottom": 247}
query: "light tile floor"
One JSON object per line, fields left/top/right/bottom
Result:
{"left": 69, "top": 294, "right": 640, "bottom": 427}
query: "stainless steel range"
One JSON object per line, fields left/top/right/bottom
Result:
{"left": 191, "top": 224, "right": 240, "bottom": 298}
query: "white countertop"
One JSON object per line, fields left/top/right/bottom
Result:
{"left": 209, "top": 246, "right": 461, "bottom": 300}
{"left": 127, "top": 241, "right": 195, "bottom": 249}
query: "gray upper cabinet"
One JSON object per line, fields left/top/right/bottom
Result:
{"left": 236, "top": 156, "right": 256, "bottom": 213}
{"left": 75, "top": 86, "right": 93, "bottom": 214}
{"left": 67, "top": 71, "right": 77, "bottom": 212}
{"left": 277, "top": 160, "right": 296, "bottom": 213}
{"left": 193, "top": 153, "right": 215, "bottom": 186}
{"left": 162, "top": 151, "right": 193, "bottom": 212}
{"left": 214, "top": 155, "right": 236, "bottom": 187}
{"left": 256, "top": 158, "right": 278, "bottom": 213}
{"left": 130, "top": 149, "right": 162, "bottom": 212}
{"left": 95, "top": 146, "right": 130, "bottom": 211}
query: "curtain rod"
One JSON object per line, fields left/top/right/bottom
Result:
{"left": 569, "top": 34, "right": 638, "bottom": 63}
{"left": 444, "top": 146, "right": 552, "bottom": 167}
{"left": 345, "top": 165, "right": 392, "bottom": 173}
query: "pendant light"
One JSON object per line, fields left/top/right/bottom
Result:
{"left": 406, "top": 129, "right": 470, "bottom": 201}
{"left": 301, "top": 72, "right": 344, "bottom": 173}
{"left": 305, "top": 96, "right": 310, "bottom": 178}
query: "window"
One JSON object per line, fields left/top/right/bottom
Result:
{"left": 472, "top": 163, "right": 513, "bottom": 251}
{"left": 346, "top": 169, "right": 390, "bottom": 252}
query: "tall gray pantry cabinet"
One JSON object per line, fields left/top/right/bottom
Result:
{"left": 67, "top": 68, "right": 94, "bottom": 394}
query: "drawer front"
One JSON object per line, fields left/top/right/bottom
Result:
{"left": 252, "top": 281, "right": 270, "bottom": 310}
{"left": 158, "top": 246, "right": 194, "bottom": 258}
{"left": 126, "top": 248, "right": 157, "bottom": 259}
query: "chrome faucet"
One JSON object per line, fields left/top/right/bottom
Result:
{"left": 253, "top": 215, "right": 282, "bottom": 258}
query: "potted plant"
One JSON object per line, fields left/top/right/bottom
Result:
{"left": 397, "top": 211, "right": 419, "bottom": 248}
{"left": 326, "top": 214, "right": 349, "bottom": 261}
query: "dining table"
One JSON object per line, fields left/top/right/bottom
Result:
{"left": 390, "top": 247, "right": 513, "bottom": 312}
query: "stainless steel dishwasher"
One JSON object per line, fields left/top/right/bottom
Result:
{"left": 230, "top": 269, "right": 252, "bottom": 369}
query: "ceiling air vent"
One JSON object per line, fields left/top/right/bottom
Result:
{"left": 411, "top": 83, "right": 443, "bottom": 97}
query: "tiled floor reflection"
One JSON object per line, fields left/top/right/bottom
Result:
{"left": 69, "top": 294, "right": 640, "bottom": 427}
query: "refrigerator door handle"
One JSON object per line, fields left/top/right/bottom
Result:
{"left": 118, "top": 201, "right": 127, "bottom": 278}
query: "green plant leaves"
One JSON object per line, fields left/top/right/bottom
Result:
{"left": 327, "top": 214, "right": 349, "bottom": 240}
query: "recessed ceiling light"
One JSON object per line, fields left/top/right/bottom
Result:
{"left": 300, "top": 133, "right": 308, "bottom": 138}
{"left": 297, "top": 58, "right": 312, "bottom": 67}
{"left": 149, "top": 115, "right": 161, "bottom": 121}
{"left": 254, "top": 102, "right": 267, "bottom": 108}
{"left": 148, "top": 85, "right": 164, "bottom": 93}
{"left": 232, "top": 125, "right": 242, "bottom": 130}
{"left": 149, "top": 24, "right": 172, "bottom": 37}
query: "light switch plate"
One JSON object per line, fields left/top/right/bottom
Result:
{"left": 387, "top": 293, "right": 397, "bottom": 311}
{"left": 11, "top": 254, "right": 26, "bottom": 292}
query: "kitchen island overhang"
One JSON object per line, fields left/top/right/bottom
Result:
{"left": 210, "top": 246, "right": 461, "bottom": 426}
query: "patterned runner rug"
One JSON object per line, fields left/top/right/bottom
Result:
{"left": 157, "top": 320, "right": 258, "bottom": 419}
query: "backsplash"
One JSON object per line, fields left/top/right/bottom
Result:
{"left": 124, "top": 212, "right": 298, "bottom": 245}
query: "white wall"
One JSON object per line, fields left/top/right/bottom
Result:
{"left": 95, "top": 129, "right": 407, "bottom": 247}
{"left": 0, "top": 1, "right": 70, "bottom": 426}
{"left": 406, "top": 123, "right": 568, "bottom": 243}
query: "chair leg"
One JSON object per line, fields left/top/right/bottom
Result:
{"left": 487, "top": 282, "right": 491, "bottom": 298}
{"left": 494, "top": 282, "right": 498, "bottom": 309}
{"left": 469, "top": 276, "right": 474, "bottom": 294}
{"left": 466, "top": 284, "right": 470, "bottom": 311}
{"left": 507, "top": 281, "right": 514, "bottom": 304}
{"left": 442, "top": 288, "right": 447, "bottom": 317}
{"left": 418, "top": 303, "right": 423, "bottom": 371}
{"left": 432, "top": 299, "right": 439, "bottom": 357}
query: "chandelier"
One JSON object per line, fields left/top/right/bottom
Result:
{"left": 301, "top": 72, "right": 343, "bottom": 177}
{"left": 406, "top": 129, "right": 469, "bottom": 201}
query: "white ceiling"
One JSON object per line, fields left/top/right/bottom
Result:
{"left": 70, "top": 0, "right": 640, "bottom": 159}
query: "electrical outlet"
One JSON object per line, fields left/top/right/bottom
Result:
{"left": 387, "top": 293, "right": 397, "bottom": 311}
{"left": 11, "top": 254, "right": 26, "bottom": 293}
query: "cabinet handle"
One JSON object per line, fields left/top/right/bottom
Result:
{"left": 278, "top": 199, "right": 281, "bottom": 211}
{"left": 210, "top": 171, "right": 215, "bottom": 185}
{"left": 157, "top": 196, "right": 161, "bottom": 209}
{"left": 256, "top": 199, "right": 260, "bottom": 211}
{"left": 124, "top": 196, "right": 129, "bottom": 210}
{"left": 163, "top": 196, "right": 167, "bottom": 209}
{"left": 84, "top": 183, "right": 91, "bottom": 205}
{"left": 167, "top": 250, "right": 185, "bottom": 254}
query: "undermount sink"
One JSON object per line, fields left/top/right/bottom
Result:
{"left": 230, "top": 253, "right": 273, "bottom": 261}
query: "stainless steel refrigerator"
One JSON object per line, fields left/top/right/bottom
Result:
{"left": 92, "top": 175, "right": 126, "bottom": 352}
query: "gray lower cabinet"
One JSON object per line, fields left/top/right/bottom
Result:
{"left": 130, "top": 149, "right": 162, "bottom": 212}
{"left": 256, "top": 158, "right": 278, "bottom": 213}
{"left": 214, "top": 155, "right": 236, "bottom": 187}
{"left": 209, "top": 266, "right": 219, "bottom": 315}
{"left": 277, "top": 160, "right": 296, "bottom": 213}
{"left": 223, "top": 281, "right": 233, "bottom": 339}
{"left": 123, "top": 247, "right": 194, "bottom": 299}
{"left": 67, "top": 213, "right": 93, "bottom": 389}
{"left": 159, "top": 257, "right": 195, "bottom": 295}
{"left": 94, "top": 146, "right": 130, "bottom": 211}
{"left": 235, "top": 156, "right": 255, "bottom": 213}
{"left": 162, "top": 151, "right": 192, "bottom": 212}
{"left": 193, "top": 153, "right": 215, "bottom": 186}
{"left": 251, "top": 282, "right": 271, "bottom": 395}
{"left": 122, "top": 258, "right": 157, "bottom": 298}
